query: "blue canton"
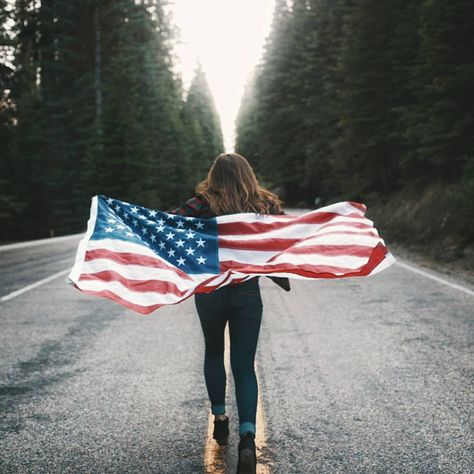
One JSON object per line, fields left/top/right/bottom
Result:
{"left": 91, "top": 194, "right": 220, "bottom": 275}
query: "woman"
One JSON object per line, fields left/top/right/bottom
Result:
{"left": 169, "top": 152, "right": 288, "bottom": 474}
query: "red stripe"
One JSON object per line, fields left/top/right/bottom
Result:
{"left": 84, "top": 248, "right": 193, "bottom": 281}
{"left": 220, "top": 242, "right": 388, "bottom": 277}
{"left": 219, "top": 226, "right": 377, "bottom": 251}
{"left": 304, "top": 229, "right": 379, "bottom": 239}
{"left": 217, "top": 211, "right": 363, "bottom": 236}
{"left": 78, "top": 270, "right": 189, "bottom": 296}
{"left": 318, "top": 221, "right": 372, "bottom": 230}
{"left": 219, "top": 237, "right": 299, "bottom": 251}
{"left": 74, "top": 286, "right": 164, "bottom": 314}
{"left": 267, "top": 244, "right": 376, "bottom": 259}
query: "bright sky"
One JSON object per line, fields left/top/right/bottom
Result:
{"left": 168, "top": 0, "right": 276, "bottom": 152}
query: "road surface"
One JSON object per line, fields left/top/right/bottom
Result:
{"left": 0, "top": 231, "right": 473, "bottom": 473}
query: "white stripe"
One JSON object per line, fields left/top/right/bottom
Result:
{"left": 269, "top": 253, "right": 368, "bottom": 268}
{"left": 0, "top": 269, "right": 70, "bottom": 303}
{"left": 294, "top": 234, "right": 382, "bottom": 247}
{"left": 219, "top": 250, "right": 369, "bottom": 270}
{"left": 216, "top": 201, "right": 365, "bottom": 224}
{"left": 219, "top": 217, "right": 374, "bottom": 241}
{"left": 0, "top": 233, "right": 84, "bottom": 252}
{"left": 366, "top": 251, "right": 396, "bottom": 276}
{"left": 219, "top": 248, "right": 276, "bottom": 264}
{"left": 396, "top": 261, "right": 474, "bottom": 297}
{"left": 68, "top": 196, "right": 99, "bottom": 283}
{"left": 80, "top": 259, "right": 194, "bottom": 290}
{"left": 86, "top": 237, "right": 165, "bottom": 259}
{"left": 289, "top": 233, "right": 382, "bottom": 247}
{"left": 218, "top": 236, "right": 384, "bottom": 264}
{"left": 76, "top": 279, "right": 197, "bottom": 305}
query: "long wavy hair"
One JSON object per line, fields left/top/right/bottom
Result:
{"left": 195, "top": 153, "right": 283, "bottom": 215}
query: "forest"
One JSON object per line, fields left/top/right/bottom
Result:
{"left": 236, "top": 0, "right": 474, "bottom": 254}
{"left": 0, "top": 0, "right": 223, "bottom": 241}
{"left": 1, "top": 0, "right": 473, "bottom": 255}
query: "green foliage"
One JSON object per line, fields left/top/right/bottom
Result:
{"left": 235, "top": 0, "right": 474, "bottom": 233}
{"left": 0, "top": 0, "right": 223, "bottom": 241}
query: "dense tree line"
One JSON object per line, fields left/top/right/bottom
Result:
{"left": 236, "top": 0, "right": 474, "bottom": 239}
{"left": 0, "top": 0, "right": 223, "bottom": 241}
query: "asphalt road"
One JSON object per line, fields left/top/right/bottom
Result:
{"left": 0, "top": 233, "right": 473, "bottom": 473}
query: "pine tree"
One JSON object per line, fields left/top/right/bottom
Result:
{"left": 182, "top": 63, "right": 224, "bottom": 184}
{"left": 0, "top": 0, "right": 22, "bottom": 235}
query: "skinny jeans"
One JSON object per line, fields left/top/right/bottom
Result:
{"left": 194, "top": 276, "right": 263, "bottom": 435}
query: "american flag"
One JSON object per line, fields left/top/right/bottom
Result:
{"left": 68, "top": 194, "right": 395, "bottom": 314}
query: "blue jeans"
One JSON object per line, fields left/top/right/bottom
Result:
{"left": 194, "top": 276, "right": 263, "bottom": 436}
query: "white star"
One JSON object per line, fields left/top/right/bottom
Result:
{"left": 138, "top": 214, "right": 147, "bottom": 220}
{"left": 146, "top": 219, "right": 155, "bottom": 225}
{"left": 131, "top": 206, "right": 139, "bottom": 213}
{"left": 105, "top": 227, "right": 114, "bottom": 233}
{"left": 114, "top": 205, "right": 121, "bottom": 212}
{"left": 185, "top": 247, "right": 195, "bottom": 256}
{"left": 132, "top": 219, "right": 138, "bottom": 226}
{"left": 165, "top": 231, "right": 175, "bottom": 240}
{"left": 167, "top": 248, "right": 176, "bottom": 257}
{"left": 196, "top": 238, "right": 205, "bottom": 247}
{"left": 150, "top": 235, "right": 156, "bottom": 242}
{"left": 186, "top": 230, "right": 195, "bottom": 239}
{"left": 157, "top": 218, "right": 164, "bottom": 225}
{"left": 126, "top": 231, "right": 134, "bottom": 237}
{"left": 159, "top": 241, "right": 166, "bottom": 250}
{"left": 116, "top": 224, "right": 125, "bottom": 230}
{"left": 195, "top": 221, "right": 204, "bottom": 229}
{"left": 149, "top": 210, "right": 157, "bottom": 217}
{"left": 141, "top": 227, "right": 148, "bottom": 234}
{"left": 176, "top": 239, "right": 185, "bottom": 248}
{"left": 176, "top": 220, "right": 184, "bottom": 228}
{"left": 107, "top": 218, "right": 115, "bottom": 223}
{"left": 176, "top": 228, "right": 186, "bottom": 233}
{"left": 156, "top": 224, "right": 164, "bottom": 232}
{"left": 185, "top": 216, "right": 194, "bottom": 221}
{"left": 106, "top": 197, "right": 113, "bottom": 204}
{"left": 168, "top": 214, "right": 176, "bottom": 219}
{"left": 176, "top": 257, "right": 186, "bottom": 266}
{"left": 197, "top": 256, "right": 207, "bottom": 264}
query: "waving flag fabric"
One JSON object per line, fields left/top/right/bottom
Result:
{"left": 68, "top": 195, "right": 395, "bottom": 314}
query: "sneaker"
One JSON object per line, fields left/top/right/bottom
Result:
{"left": 213, "top": 415, "right": 229, "bottom": 446}
{"left": 237, "top": 431, "right": 256, "bottom": 474}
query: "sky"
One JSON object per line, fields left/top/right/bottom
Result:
{"left": 167, "top": 0, "right": 276, "bottom": 152}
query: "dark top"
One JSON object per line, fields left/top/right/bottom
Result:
{"left": 168, "top": 194, "right": 285, "bottom": 218}
{"left": 168, "top": 194, "right": 291, "bottom": 292}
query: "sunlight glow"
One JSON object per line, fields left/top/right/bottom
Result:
{"left": 168, "top": 0, "right": 275, "bottom": 152}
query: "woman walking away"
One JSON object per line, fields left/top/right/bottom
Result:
{"left": 169, "top": 152, "right": 289, "bottom": 474}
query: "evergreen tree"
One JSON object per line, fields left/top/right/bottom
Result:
{"left": 0, "top": 0, "right": 23, "bottom": 230}
{"left": 405, "top": 0, "right": 474, "bottom": 182}
{"left": 182, "top": 63, "right": 224, "bottom": 183}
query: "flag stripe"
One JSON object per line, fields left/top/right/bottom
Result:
{"left": 72, "top": 285, "right": 167, "bottom": 315}
{"left": 269, "top": 244, "right": 377, "bottom": 258}
{"left": 217, "top": 211, "right": 365, "bottom": 236}
{"left": 84, "top": 248, "right": 194, "bottom": 281}
{"left": 217, "top": 220, "right": 375, "bottom": 241}
{"left": 220, "top": 242, "right": 388, "bottom": 277}
{"left": 80, "top": 259, "right": 195, "bottom": 289}
{"left": 79, "top": 270, "right": 191, "bottom": 296}
{"left": 77, "top": 279, "right": 194, "bottom": 305}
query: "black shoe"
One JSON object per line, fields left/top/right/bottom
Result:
{"left": 237, "top": 432, "right": 256, "bottom": 474}
{"left": 213, "top": 415, "right": 229, "bottom": 446}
